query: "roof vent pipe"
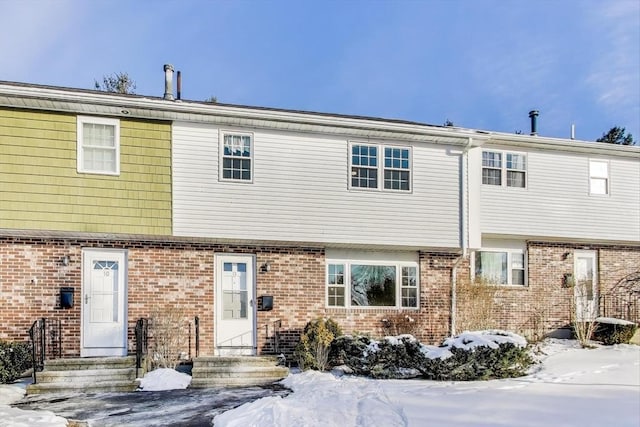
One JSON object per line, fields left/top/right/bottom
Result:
{"left": 176, "top": 71, "right": 182, "bottom": 101}
{"left": 163, "top": 64, "right": 174, "bottom": 100}
{"left": 529, "top": 110, "right": 539, "bottom": 136}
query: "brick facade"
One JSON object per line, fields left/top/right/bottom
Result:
{"left": 2, "top": 236, "right": 638, "bottom": 359}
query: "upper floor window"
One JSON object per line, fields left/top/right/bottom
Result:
{"left": 326, "top": 261, "right": 418, "bottom": 308}
{"left": 589, "top": 160, "right": 609, "bottom": 195}
{"left": 482, "top": 151, "right": 527, "bottom": 188}
{"left": 350, "top": 143, "right": 411, "bottom": 191}
{"left": 221, "top": 132, "right": 252, "bottom": 182}
{"left": 77, "top": 116, "right": 120, "bottom": 175}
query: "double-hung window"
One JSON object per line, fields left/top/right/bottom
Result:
{"left": 77, "top": 116, "right": 120, "bottom": 175}
{"left": 482, "top": 150, "right": 527, "bottom": 188}
{"left": 589, "top": 160, "right": 609, "bottom": 195}
{"left": 221, "top": 132, "right": 253, "bottom": 181}
{"left": 350, "top": 143, "right": 411, "bottom": 191}
{"left": 326, "top": 261, "right": 419, "bottom": 308}
{"left": 474, "top": 249, "right": 526, "bottom": 286}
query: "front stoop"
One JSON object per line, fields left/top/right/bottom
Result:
{"left": 26, "top": 356, "right": 139, "bottom": 395}
{"left": 190, "top": 356, "right": 289, "bottom": 388}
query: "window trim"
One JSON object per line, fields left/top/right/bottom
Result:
{"left": 77, "top": 116, "right": 120, "bottom": 176}
{"left": 219, "top": 130, "right": 254, "bottom": 183}
{"left": 588, "top": 159, "right": 610, "bottom": 196}
{"left": 482, "top": 150, "right": 527, "bottom": 189}
{"left": 325, "top": 260, "right": 420, "bottom": 309}
{"left": 472, "top": 248, "right": 527, "bottom": 287}
{"left": 349, "top": 141, "right": 412, "bottom": 193}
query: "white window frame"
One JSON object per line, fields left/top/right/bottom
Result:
{"left": 482, "top": 150, "right": 527, "bottom": 188}
{"left": 77, "top": 116, "right": 120, "bottom": 175}
{"left": 219, "top": 130, "right": 254, "bottom": 183}
{"left": 325, "top": 260, "right": 419, "bottom": 309}
{"left": 349, "top": 142, "right": 412, "bottom": 192}
{"left": 472, "top": 248, "right": 527, "bottom": 286}
{"left": 589, "top": 159, "right": 609, "bottom": 196}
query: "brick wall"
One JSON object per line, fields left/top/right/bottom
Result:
{"left": 3, "top": 236, "right": 636, "bottom": 359}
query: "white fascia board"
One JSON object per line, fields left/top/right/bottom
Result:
{"left": 0, "top": 83, "right": 479, "bottom": 146}
{"left": 486, "top": 134, "right": 640, "bottom": 159}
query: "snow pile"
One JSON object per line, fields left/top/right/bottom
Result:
{"left": 137, "top": 368, "right": 191, "bottom": 391}
{"left": 596, "top": 316, "right": 636, "bottom": 325}
{"left": 214, "top": 340, "right": 640, "bottom": 427}
{"left": 0, "top": 385, "right": 67, "bottom": 427}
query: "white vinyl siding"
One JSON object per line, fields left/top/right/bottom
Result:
{"left": 173, "top": 122, "right": 460, "bottom": 248}
{"left": 479, "top": 147, "right": 640, "bottom": 243}
{"left": 589, "top": 160, "right": 609, "bottom": 195}
{"left": 77, "top": 116, "right": 120, "bottom": 175}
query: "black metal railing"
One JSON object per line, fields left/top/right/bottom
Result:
{"left": 134, "top": 318, "right": 149, "bottom": 378}
{"left": 28, "top": 318, "right": 62, "bottom": 384}
{"left": 187, "top": 316, "right": 200, "bottom": 359}
{"left": 264, "top": 319, "right": 282, "bottom": 354}
{"left": 599, "top": 294, "right": 640, "bottom": 324}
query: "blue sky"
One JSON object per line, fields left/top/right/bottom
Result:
{"left": 1, "top": 0, "right": 638, "bottom": 142}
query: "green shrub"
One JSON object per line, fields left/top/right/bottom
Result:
{"left": 294, "top": 318, "right": 342, "bottom": 370}
{"left": 419, "top": 342, "right": 533, "bottom": 381}
{"left": 332, "top": 331, "right": 534, "bottom": 381}
{"left": 593, "top": 319, "right": 638, "bottom": 345}
{"left": 331, "top": 334, "right": 424, "bottom": 379}
{"left": 0, "top": 340, "right": 32, "bottom": 384}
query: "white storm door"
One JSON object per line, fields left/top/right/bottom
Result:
{"left": 215, "top": 254, "right": 255, "bottom": 355}
{"left": 574, "top": 251, "right": 598, "bottom": 322}
{"left": 81, "top": 249, "right": 127, "bottom": 357}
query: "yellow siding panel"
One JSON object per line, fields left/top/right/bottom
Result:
{"left": 0, "top": 108, "right": 172, "bottom": 235}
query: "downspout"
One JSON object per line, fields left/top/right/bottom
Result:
{"left": 451, "top": 137, "right": 473, "bottom": 336}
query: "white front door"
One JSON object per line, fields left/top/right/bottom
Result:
{"left": 81, "top": 249, "right": 127, "bottom": 357}
{"left": 574, "top": 250, "right": 598, "bottom": 322}
{"left": 215, "top": 254, "right": 256, "bottom": 355}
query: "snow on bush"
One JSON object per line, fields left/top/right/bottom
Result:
{"left": 331, "top": 330, "right": 533, "bottom": 381}
{"left": 593, "top": 317, "right": 638, "bottom": 345}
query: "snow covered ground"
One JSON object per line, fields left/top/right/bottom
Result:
{"left": 214, "top": 340, "right": 640, "bottom": 427}
{"left": 1, "top": 339, "right": 638, "bottom": 427}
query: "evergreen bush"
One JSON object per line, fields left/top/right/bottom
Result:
{"left": 294, "top": 318, "right": 342, "bottom": 370}
{"left": 0, "top": 340, "right": 32, "bottom": 384}
{"left": 593, "top": 319, "right": 638, "bottom": 345}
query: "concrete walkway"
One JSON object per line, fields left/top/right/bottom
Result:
{"left": 14, "top": 384, "right": 290, "bottom": 427}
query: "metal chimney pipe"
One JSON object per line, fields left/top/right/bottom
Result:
{"left": 529, "top": 110, "right": 539, "bottom": 136}
{"left": 163, "top": 64, "right": 174, "bottom": 100}
{"left": 176, "top": 71, "right": 182, "bottom": 101}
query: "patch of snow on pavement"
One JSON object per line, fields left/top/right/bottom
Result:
{"left": 1, "top": 384, "right": 67, "bottom": 427}
{"left": 137, "top": 368, "right": 191, "bottom": 391}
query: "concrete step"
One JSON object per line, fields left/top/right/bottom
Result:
{"left": 44, "top": 356, "right": 136, "bottom": 371}
{"left": 190, "top": 376, "right": 286, "bottom": 388}
{"left": 193, "top": 356, "right": 281, "bottom": 368}
{"left": 27, "top": 379, "right": 139, "bottom": 395}
{"left": 34, "top": 367, "right": 136, "bottom": 383}
{"left": 191, "top": 366, "right": 289, "bottom": 378}
{"left": 26, "top": 356, "right": 140, "bottom": 395}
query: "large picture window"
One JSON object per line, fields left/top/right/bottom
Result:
{"left": 77, "top": 116, "right": 120, "bottom": 175}
{"left": 350, "top": 143, "right": 411, "bottom": 192}
{"left": 326, "top": 261, "right": 418, "bottom": 308}
{"left": 221, "top": 132, "right": 253, "bottom": 181}
{"left": 474, "top": 250, "right": 526, "bottom": 286}
{"left": 482, "top": 150, "right": 526, "bottom": 188}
